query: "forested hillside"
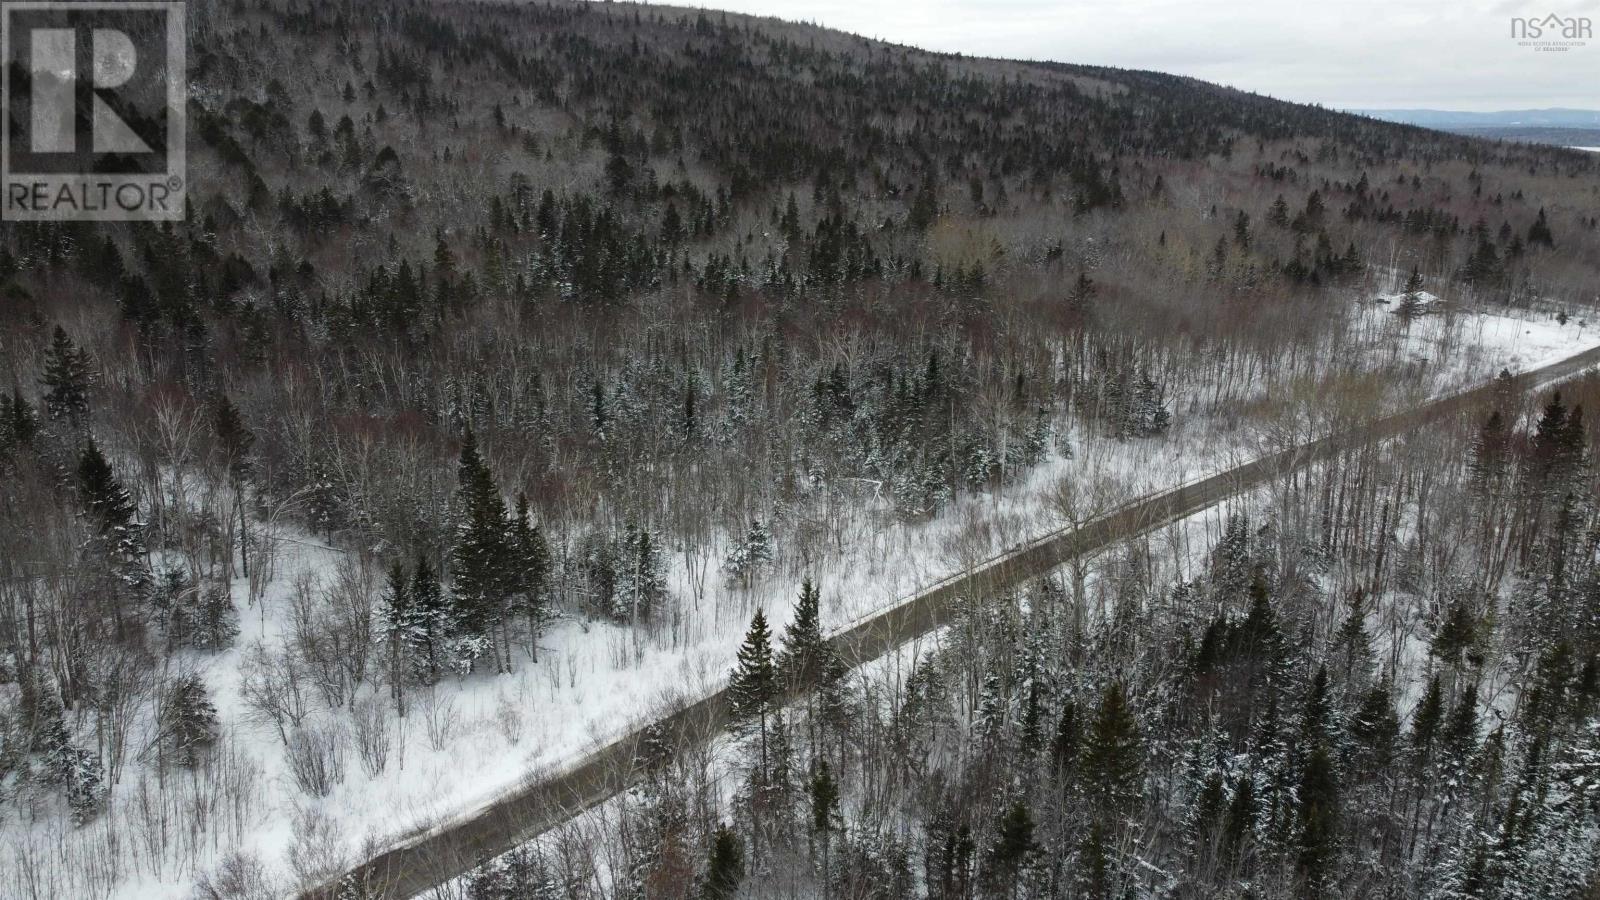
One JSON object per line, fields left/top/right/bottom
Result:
{"left": 1, "top": 1, "right": 1599, "bottom": 897}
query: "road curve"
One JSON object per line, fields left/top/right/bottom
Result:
{"left": 308, "top": 343, "right": 1600, "bottom": 900}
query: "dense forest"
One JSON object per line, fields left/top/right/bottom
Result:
{"left": 1, "top": 0, "right": 1598, "bottom": 897}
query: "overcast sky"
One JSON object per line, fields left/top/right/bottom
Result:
{"left": 685, "top": 0, "right": 1600, "bottom": 111}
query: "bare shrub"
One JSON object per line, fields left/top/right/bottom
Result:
{"left": 285, "top": 723, "right": 346, "bottom": 797}
{"left": 194, "top": 852, "right": 276, "bottom": 900}
{"left": 493, "top": 692, "right": 524, "bottom": 746}
{"left": 286, "top": 805, "right": 347, "bottom": 890}
{"left": 286, "top": 558, "right": 376, "bottom": 710}
{"left": 349, "top": 695, "right": 391, "bottom": 777}
{"left": 238, "top": 641, "right": 309, "bottom": 745}
{"left": 420, "top": 688, "right": 460, "bottom": 753}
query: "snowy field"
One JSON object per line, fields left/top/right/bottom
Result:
{"left": 5, "top": 298, "right": 1596, "bottom": 899}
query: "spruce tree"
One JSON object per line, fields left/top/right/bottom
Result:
{"left": 1432, "top": 600, "right": 1478, "bottom": 671}
{"left": 213, "top": 394, "right": 255, "bottom": 578}
{"left": 1019, "top": 679, "right": 1045, "bottom": 753}
{"left": 41, "top": 325, "right": 93, "bottom": 422}
{"left": 1221, "top": 773, "right": 1256, "bottom": 869}
{"left": 0, "top": 388, "right": 37, "bottom": 452}
{"left": 778, "top": 578, "right": 831, "bottom": 688}
{"left": 1469, "top": 410, "right": 1509, "bottom": 492}
{"left": 1411, "top": 674, "right": 1445, "bottom": 765}
{"left": 1332, "top": 592, "right": 1373, "bottom": 688}
{"left": 77, "top": 437, "right": 148, "bottom": 602}
{"left": 508, "top": 492, "right": 551, "bottom": 657}
{"left": 1296, "top": 744, "right": 1340, "bottom": 890}
{"left": 1077, "top": 820, "right": 1113, "bottom": 899}
{"left": 1189, "top": 768, "right": 1227, "bottom": 853}
{"left": 724, "top": 519, "right": 775, "bottom": 587}
{"left": 78, "top": 437, "right": 139, "bottom": 539}
{"left": 1083, "top": 682, "right": 1143, "bottom": 818}
{"left": 809, "top": 759, "right": 840, "bottom": 835}
{"left": 161, "top": 674, "right": 220, "bottom": 768}
{"left": 1528, "top": 207, "right": 1555, "bottom": 248}
{"left": 1443, "top": 683, "right": 1480, "bottom": 765}
{"left": 703, "top": 824, "right": 744, "bottom": 900}
{"left": 1300, "top": 666, "right": 1336, "bottom": 748}
{"left": 615, "top": 521, "right": 668, "bottom": 623}
{"left": 986, "top": 801, "right": 1037, "bottom": 891}
{"left": 409, "top": 554, "right": 449, "bottom": 685}
{"left": 380, "top": 560, "right": 413, "bottom": 706}
{"left": 809, "top": 759, "right": 841, "bottom": 889}
{"left": 450, "top": 428, "right": 511, "bottom": 667}
{"left": 1050, "top": 699, "right": 1082, "bottom": 780}
{"left": 729, "top": 610, "right": 779, "bottom": 776}
{"left": 1350, "top": 679, "right": 1400, "bottom": 773}
{"left": 1398, "top": 267, "right": 1426, "bottom": 319}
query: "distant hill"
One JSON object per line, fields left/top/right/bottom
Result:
{"left": 1349, "top": 108, "right": 1600, "bottom": 148}
{"left": 1352, "top": 108, "right": 1600, "bottom": 128}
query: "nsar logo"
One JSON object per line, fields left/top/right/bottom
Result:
{"left": 1510, "top": 12, "right": 1592, "bottom": 51}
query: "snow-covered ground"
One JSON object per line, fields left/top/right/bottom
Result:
{"left": 4, "top": 299, "right": 1595, "bottom": 898}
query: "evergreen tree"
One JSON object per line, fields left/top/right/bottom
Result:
{"left": 78, "top": 437, "right": 139, "bottom": 539}
{"left": 1411, "top": 674, "right": 1445, "bottom": 765}
{"left": 1527, "top": 207, "right": 1555, "bottom": 248}
{"left": 1350, "top": 679, "right": 1400, "bottom": 773}
{"left": 1268, "top": 195, "right": 1290, "bottom": 227}
{"left": 724, "top": 519, "right": 775, "bottom": 586}
{"left": 778, "top": 578, "right": 831, "bottom": 688}
{"left": 1050, "top": 699, "right": 1082, "bottom": 779}
{"left": 1398, "top": 267, "right": 1426, "bottom": 319}
{"left": 1296, "top": 744, "right": 1340, "bottom": 890}
{"left": 1300, "top": 665, "right": 1336, "bottom": 748}
{"left": 729, "top": 610, "right": 779, "bottom": 776}
{"left": 1189, "top": 767, "right": 1227, "bottom": 855}
{"left": 809, "top": 759, "right": 841, "bottom": 835}
{"left": 614, "top": 521, "right": 668, "bottom": 623}
{"left": 1443, "top": 683, "right": 1480, "bottom": 765}
{"left": 810, "top": 759, "right": 841, "bottom": 886}
{"left": 1019, "top": 679, "right": 1046, "bottom": 753}
{"left": 41, "top": 325, "right": 93, "bottom": 422}
{"left": 0, "top": 388, "right": 37, "bottom": 453}
{"left": 409, "top": 555, "right": 449, "bottom": 685}
{"left": 1432, "top": 600, "right": 1478, "bottom": 671}
{"left": 1077, "top": 820, "right": 1114, "bottom": 899}
{"left": 161, "top": 674, "right": 220, "bottom": 768}
{"left": 1083, "top": 682, "right": 1143, "bottom": 818}
{"left": 77, "top": 437, "right": 148, "bottom": 601}
{"left": 1331, "top": 592, "right": 1373, "bottom": 688}
{"left": 1469, "top": 410, "right": 1509, "bottom": 491}
{"left": 985, "top": 801, "right": 1037, "bottom": 891}
{"left": 1129, "top": 370, "right": 1171, "bottom": 437}
{"left": 1067, "top": 270, "right": 1096, "bottom": 318}
{"left": 450, "top": 429, "right": 511, "bottom": 667}
{"left": 379, "top": 560, "right": 414, "bottom": 705}
{"left": 34, "top": 677, "right": 105, "bottom": 823}
{"left": 703, "top": 824, "right": 744, "bottom": 900}
{"left": 213, "top": 394, "right": 255, "bottom": 577}
{"left": 508, "top": 492, "right": 551, "bottom": 657}
{"left": 1221, "top": 773, "right": 1257, "bottom": 868}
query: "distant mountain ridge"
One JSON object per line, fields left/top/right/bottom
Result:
{"left": 1352, "top": 108, "right": 1600, "bottom": 128}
